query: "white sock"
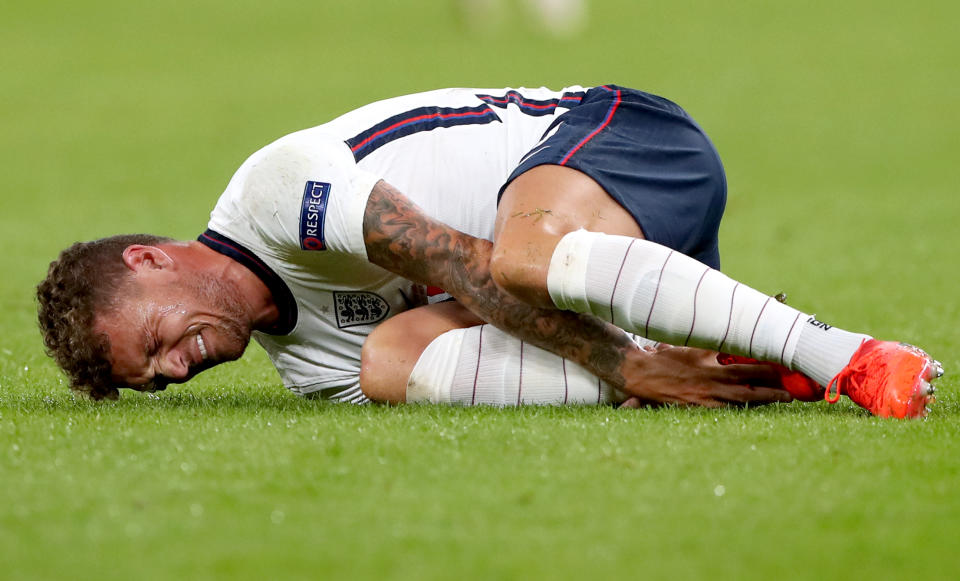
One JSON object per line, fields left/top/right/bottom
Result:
{"left": 406, "top": 324, "right": 631, "bottom": 406}
{"left": 546, "top": 229, "right": 870, "bottom": 383}
{"left": 793, "top": 317, "right": 871, "bottom": 386}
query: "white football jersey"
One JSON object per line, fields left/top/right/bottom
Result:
{"left": 202, "top": 86, "right": 588, "bottom": 401}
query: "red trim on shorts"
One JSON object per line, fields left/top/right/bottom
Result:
{"left": 559, "top": 86, "right": 621, "bottom": 165}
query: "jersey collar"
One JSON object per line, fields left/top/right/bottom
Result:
{"left": 197, "top": 229, "right": 298, "bottom": 335}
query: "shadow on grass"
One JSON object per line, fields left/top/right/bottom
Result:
{"left": 5, "top": 378, "right": 957, "bottom": 422}
{"left": 0, "top": 388, "right": 888, "bottom": 420}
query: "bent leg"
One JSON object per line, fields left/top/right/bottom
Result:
{"left": 488, "top": 86, "right": 939, "bottom": 417}
{"left": 494, "top": 167, "right": 870, "bottom": 388}
{"left": 490, "top": 108, "right": 871, "bottom": 392}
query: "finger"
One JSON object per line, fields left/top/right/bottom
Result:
{"left": 714, "top": 384, "right": 793, "bottom": 405}
{"left": 712, "top": 363, "right": 783, "bottom": 388}
{"left": 617, "top": 397, "right": 641, "bottom": 409}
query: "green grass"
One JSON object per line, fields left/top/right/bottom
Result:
{"left": 2, "top": 0, "right": 960, "bottom": 579}
{"left": 4, "top": 394, "right": 960, "bottom": 580}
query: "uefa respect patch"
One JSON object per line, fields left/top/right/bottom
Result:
{"left": 299, "top": 181, "right": 330, "bottom": 251}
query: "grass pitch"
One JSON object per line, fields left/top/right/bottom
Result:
{"left": 2, "top": 0, "right": 959, "bottom": 579}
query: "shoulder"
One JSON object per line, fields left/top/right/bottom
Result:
{"left": 210, "top": 130, "right": 380, "bottom": 256}
{"left": 216, "top": 132, "right": 357, "bottom": 215}
{"left": 245, "top": 131, "right": 356, "bottom": 187}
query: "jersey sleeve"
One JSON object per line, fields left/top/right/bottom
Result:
{"left": 209, "top": 133, "right": 381, "bottom": 259}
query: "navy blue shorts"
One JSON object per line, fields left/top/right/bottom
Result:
{"left": 499, "top": 85, "right": 726, "bottom": 270}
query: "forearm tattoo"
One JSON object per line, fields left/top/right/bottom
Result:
{"left": 362, "top": 181, "right": 634, "bottom": 387}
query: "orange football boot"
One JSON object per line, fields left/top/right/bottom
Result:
{"left": 825, "top": 339, "right": 942, "bottom": 419}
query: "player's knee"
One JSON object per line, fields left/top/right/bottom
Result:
{"left": 358, "top": 343, "right": 382, "bottom": 400}
{"left": 359, "top": 332, "right": 404, "bottom": 404}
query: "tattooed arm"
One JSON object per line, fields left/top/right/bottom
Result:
{"left": 363, "top": 181, "right": 632, "bottom": 381}
{"left": 362, "top": 180, "right": 792, "bottom": 406}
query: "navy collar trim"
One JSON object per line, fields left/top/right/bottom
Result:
{"left": 197, "top": 229, "right": 298, "bottom": 335}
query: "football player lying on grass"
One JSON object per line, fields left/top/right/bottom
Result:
{"left": 37, "top": 85, "right": 942, "bottom": 416}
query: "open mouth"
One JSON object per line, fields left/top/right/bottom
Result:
{"left": 197, "top": 334, "right": 208, "bottom": 361}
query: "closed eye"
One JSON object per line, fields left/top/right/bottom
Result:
{"left": 140, "top": 332, "right": 161, "bottom": 387}
{"left": 146, "top": 332, "right": 160, "bottom": 356}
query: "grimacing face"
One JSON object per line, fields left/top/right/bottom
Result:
{"left": 95, "top": 270, "right": 253, "bottom": 392}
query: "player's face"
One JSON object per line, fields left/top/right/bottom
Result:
{"left": 95, "top": 271, "right": 252, "bottom": 392}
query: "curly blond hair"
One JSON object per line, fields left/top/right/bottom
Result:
{"left": 36, "top": 234, "right": 172, "bottom": 400}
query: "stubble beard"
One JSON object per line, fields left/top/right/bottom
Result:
{"left": 187, "top": 272, "right": 253, "bottom": 362}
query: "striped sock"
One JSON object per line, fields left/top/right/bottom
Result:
{"left": 407, "top": 324, "right": 626, "bottom": 406}
{"left": 546, "top": 230, "right": 866, "bottom": 384}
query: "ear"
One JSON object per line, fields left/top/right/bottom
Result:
{"left": 121, "top": 245, "right": 175, "bottom": 273}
